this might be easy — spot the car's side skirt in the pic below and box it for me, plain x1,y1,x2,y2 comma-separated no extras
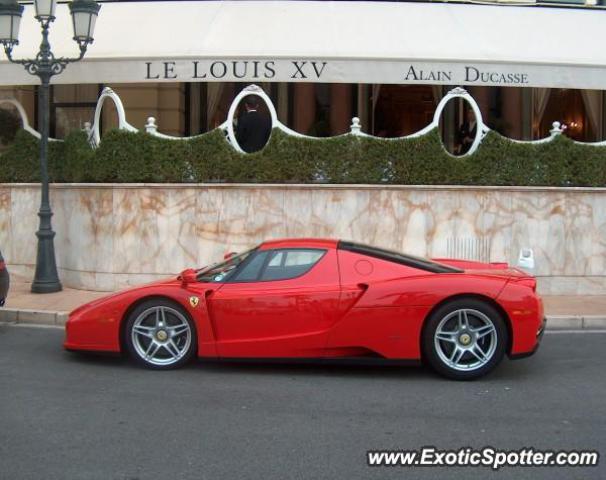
203,356,422,367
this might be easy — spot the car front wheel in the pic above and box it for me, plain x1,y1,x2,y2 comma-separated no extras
422,299,508,380
125,299,196,369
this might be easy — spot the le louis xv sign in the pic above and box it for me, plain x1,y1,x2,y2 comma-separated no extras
143,59,532,86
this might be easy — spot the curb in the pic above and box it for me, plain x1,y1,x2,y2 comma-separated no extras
0,308,68,326
1,309,606,330
547,315,606,330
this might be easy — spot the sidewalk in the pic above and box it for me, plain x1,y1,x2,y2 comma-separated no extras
1,280,605,329
1,281,106,326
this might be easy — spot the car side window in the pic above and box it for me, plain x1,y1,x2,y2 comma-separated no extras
229,251,269,282
260,249,325,281
268,251,284,267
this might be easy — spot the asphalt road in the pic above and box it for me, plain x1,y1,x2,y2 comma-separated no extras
0,325,604,480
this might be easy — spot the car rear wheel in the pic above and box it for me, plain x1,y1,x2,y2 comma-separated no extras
125,299,196,369
422,298,508,380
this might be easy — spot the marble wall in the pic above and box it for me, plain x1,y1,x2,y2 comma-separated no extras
1,183,605,295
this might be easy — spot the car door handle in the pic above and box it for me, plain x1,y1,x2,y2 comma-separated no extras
357,283,369,291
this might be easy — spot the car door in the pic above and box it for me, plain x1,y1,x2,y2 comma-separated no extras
206,247,342,358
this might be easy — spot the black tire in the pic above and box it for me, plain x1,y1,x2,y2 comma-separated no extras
422,298,508,380
124,298,197,370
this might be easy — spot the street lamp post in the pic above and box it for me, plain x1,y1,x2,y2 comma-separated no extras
0,0,100,293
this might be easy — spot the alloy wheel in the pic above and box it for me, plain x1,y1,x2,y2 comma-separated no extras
433,308,498,372
130,305,192,367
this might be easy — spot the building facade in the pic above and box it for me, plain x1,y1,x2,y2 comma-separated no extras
1,0,605,153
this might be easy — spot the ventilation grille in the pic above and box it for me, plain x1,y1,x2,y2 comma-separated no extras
446,237,491,262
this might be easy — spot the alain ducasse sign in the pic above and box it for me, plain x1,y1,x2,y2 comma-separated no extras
143,59,532,86
1,57,604,89
137,58,606,89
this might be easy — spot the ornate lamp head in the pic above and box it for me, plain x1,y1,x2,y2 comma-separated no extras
69,0,101,48
34,0,57,22
0,0,24,48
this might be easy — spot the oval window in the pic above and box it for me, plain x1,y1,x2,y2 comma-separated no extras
231,94,273,153
438,96,480,157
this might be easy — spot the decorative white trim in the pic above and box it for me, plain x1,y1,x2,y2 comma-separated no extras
506,121,564,145
91,87,138,146
0,98,60,142
575,139,606,147
5,84,601,155
143,116,193,141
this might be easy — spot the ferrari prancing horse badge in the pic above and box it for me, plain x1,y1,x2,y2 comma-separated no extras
189,296,199,308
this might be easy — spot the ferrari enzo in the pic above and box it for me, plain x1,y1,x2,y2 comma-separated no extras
65,238,545,380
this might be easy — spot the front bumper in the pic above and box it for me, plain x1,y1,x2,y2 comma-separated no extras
509,317,546,360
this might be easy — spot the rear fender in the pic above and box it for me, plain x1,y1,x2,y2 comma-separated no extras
354,274,508,308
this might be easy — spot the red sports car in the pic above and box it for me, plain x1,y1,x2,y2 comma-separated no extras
65,238,545,380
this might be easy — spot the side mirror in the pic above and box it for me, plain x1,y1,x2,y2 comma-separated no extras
224,252,237,260
179,268,197,286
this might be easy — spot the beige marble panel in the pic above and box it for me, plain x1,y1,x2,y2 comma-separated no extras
113,272,172,291
537,276,606,296
60,269,98,292
0,187,12,259
366,189,404,251
196,186,225,268
242,187,287,245
6,264,33,282
510,193,566,276
155,188,198,274
197,187,286,266
92,188,115,275
1,184,605,294
94,272,116,292
402,190,438,258
571,192,606,277
310,188,373,243
482,191,515,264
52,188,113,274
113,187,165,275
283,187,314,238
9,188,38,266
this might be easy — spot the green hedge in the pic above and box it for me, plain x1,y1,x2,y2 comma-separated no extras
1,127,605,186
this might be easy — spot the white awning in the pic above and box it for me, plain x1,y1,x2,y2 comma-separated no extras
1,0,605,88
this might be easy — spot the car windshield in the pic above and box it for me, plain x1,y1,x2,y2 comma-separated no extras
197,248,256,282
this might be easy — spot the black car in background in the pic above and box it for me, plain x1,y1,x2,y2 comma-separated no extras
0,248,9,306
